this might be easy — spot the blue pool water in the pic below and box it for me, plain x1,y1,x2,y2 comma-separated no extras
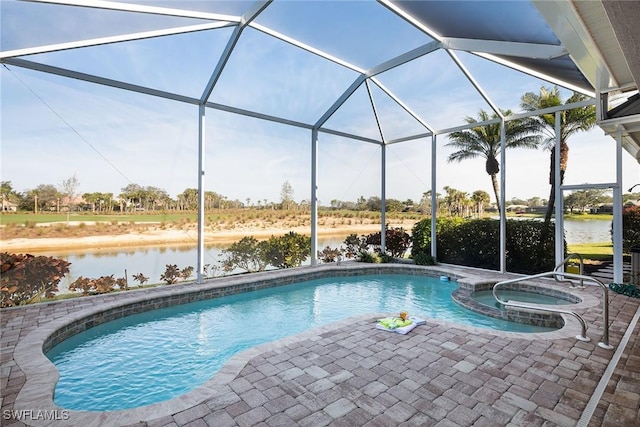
473,290,576,307
47,274,555,411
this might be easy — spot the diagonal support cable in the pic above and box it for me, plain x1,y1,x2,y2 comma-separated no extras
365,79,385,143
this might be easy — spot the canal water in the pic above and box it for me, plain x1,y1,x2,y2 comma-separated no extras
38,219,612,293
563,218,612,243
49,237,347,293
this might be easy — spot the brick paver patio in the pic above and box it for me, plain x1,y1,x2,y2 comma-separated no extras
1,264,639,426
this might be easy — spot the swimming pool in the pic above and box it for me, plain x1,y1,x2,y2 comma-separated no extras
46,273,556,411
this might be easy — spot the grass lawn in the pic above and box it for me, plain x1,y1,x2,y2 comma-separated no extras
0,212,198,225
0,209,420,226
567,242,614,261
564,213,613,221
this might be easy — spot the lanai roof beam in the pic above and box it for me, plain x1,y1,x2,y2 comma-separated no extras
0,22,233,59
200,0,271,103
3,57,199,105
370,78,434,134
26,0,241,22
250,22,365,74
441,38,568,60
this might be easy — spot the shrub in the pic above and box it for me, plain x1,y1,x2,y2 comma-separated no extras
505,219,558,273
413,251,435,266
318,246,343,263
437,219,498,267
343,234,368,259
132,273,149,286
221,232,311,273
619,206,640,253
180,266,194,281
93,275,117,293
364,226,411,258
267,231,311,268
160,264,181,284
1,252,71,307
116,277,128,291
411,217,466,259
358,251,380,263
221,236,270,273
160,264,194,284
378,253,395,263
69,276,93,295
266,232,311,268
69,275,127,295
411,218,559,274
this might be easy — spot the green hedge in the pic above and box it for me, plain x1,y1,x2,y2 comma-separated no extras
621,206,640,253
411,218,561,274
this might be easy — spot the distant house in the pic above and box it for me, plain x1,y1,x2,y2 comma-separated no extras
60,196,86,212
504,204,527,214
597,204,614,214
1,200,18,212
527,206,548,214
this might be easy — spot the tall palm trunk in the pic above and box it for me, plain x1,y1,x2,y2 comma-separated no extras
543,141,569,225
491,174,501,213
487,156,501,213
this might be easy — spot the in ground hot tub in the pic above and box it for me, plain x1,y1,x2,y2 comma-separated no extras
452,281,583,329
472,289,579,308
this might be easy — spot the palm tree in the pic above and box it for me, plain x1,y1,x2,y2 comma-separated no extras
472,190,491,217
443,186,468,217
446,109,541,212
520,86,596,225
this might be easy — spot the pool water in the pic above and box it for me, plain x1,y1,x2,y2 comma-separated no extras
473,290,576,307
47,274,556,411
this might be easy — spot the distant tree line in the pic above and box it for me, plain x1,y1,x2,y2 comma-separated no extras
0,180,302,213
2,177,633,217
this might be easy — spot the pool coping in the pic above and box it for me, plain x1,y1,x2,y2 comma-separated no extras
10,263,602,426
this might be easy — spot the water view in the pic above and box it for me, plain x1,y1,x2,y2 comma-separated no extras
49,237,346,293
563,217,612,243
40,219,612,294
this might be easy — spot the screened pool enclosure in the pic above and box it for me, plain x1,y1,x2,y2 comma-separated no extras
2,0,639,283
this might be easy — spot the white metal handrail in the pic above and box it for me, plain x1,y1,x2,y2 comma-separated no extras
493,271,613,349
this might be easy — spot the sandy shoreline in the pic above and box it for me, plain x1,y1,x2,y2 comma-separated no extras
0,223,407,254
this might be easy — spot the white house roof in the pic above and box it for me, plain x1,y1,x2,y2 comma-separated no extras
534,0,640,162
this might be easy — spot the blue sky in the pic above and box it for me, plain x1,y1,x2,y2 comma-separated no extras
1,0,638,206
